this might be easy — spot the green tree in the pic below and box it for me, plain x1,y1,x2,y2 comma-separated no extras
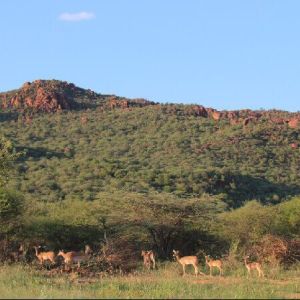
0,189,23,237
0,137,20,186
217,201,274,250
274,197,300,238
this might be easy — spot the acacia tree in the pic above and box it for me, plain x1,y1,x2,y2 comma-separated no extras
82,191,226,259
125,193,227,258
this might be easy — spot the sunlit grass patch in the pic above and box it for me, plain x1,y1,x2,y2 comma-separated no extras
0,264,298,299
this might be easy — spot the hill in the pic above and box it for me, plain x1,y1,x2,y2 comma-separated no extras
0,80,299,208
0,79,156,113
1,79,299,128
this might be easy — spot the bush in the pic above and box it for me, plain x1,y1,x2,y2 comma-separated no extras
0,189,23,237
217,201,274,250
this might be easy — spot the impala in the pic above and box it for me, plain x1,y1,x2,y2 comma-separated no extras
34,246,56,265
57,250,89,268
205,255,223,276
173,250,203,276
141,250,156,270
244,255,264,277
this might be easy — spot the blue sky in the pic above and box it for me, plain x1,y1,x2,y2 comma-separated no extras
1,0,300,112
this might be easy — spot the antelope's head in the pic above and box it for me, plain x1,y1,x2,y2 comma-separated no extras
33,245,41,252
172,250,179,260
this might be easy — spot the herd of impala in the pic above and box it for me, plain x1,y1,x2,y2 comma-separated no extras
33,245,93,269
170,250,264,277
15,244,265,277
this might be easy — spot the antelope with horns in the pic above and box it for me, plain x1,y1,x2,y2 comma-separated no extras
141,250,156,270
172,250,204,276
34,246,56,265
244,255,264,277
205,255,223,276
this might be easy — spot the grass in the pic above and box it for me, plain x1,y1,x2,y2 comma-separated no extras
0,262,299,299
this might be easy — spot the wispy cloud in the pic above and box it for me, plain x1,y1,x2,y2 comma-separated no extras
59,11,95,22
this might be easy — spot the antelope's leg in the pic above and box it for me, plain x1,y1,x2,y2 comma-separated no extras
182,265,186,276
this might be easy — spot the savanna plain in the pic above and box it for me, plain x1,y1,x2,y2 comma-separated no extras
0,80,299,299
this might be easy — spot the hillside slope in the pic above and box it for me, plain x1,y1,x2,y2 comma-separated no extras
0,80,299,207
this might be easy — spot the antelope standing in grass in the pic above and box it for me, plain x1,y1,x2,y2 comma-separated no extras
205,255,223,276
57,250,89,268
141,250,156,270
34,246,56,265
244,255,264,277
172,250,203,276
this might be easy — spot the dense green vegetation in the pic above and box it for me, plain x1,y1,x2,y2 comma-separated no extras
0,89,298,298
0,104,298,260
0,91,299,298
1,107,299,207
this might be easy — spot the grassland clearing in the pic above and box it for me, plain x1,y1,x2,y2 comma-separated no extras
0,263,298,299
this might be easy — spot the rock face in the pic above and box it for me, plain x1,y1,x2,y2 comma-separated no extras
206,108,222,121
0,79,299,127
0,80,78,112
180,105,299,128
0,79,157,113
191,105,208,117
108,97,129,110
106,96,155,110
288,117,300,129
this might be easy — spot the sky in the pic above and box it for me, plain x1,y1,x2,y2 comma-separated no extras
1,0,300,112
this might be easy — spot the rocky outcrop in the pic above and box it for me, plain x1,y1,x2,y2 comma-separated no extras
0,79,157,113
183,106,299,128
0,79,299,127
206,108,222,121
106,96,155,110
288,117,300,129
290,143,298,149
185,105,208,117
191,105,208,117
0,80,79,112
271,118,287,125
108,97,129,110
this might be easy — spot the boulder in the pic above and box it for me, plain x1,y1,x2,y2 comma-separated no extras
288,118,299,129
290,143,298,149
191,105,208,117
